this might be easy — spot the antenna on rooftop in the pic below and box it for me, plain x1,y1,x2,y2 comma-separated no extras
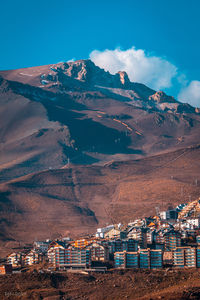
155,206,160,216
181,187,183,197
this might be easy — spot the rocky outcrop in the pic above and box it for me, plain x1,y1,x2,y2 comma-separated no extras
117,71,130,86
149,91,177,103
53,60,132,89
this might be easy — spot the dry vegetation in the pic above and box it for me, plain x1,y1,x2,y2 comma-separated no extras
1,268,200,300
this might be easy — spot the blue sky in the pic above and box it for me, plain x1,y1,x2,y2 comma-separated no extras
1,0,200,105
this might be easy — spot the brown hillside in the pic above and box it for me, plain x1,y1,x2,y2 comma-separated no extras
0,60,200,182
1,268,200,300
0,145,200,255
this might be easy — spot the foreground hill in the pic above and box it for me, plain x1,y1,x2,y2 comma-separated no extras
0,60,200,182
1,268,200,299
0,144,200,254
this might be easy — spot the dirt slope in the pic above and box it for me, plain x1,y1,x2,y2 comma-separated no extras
0,60,200,182
0,145,200,255
1,269,200,300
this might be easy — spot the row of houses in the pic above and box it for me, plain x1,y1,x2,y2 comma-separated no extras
7,249,40,267
4,199,200,271
6,229,200,269
115,249,162,269
114,246,200,269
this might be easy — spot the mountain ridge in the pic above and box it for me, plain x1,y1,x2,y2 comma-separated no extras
0,59,200,183
0,59,200,252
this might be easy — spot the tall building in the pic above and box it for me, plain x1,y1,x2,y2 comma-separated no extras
173,247,185,268
114,252,126,268
47,242,91,268
85,242,109,262
184,247,196,267
196,247,200,268
114,251,139,269
150,250,163,269
173,247,197,268
126,252,139,268
139,249,150,269
65,247,91,267
108,239,138,253
164,230,181,251
196,235,200,245
140,228,148,249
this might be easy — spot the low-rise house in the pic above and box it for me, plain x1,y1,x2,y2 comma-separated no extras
166,209,178,220
160,211,167,220
0,264,12,275
7,253,22,267
104,228,121,239
85,242,109,262
34,240,51,253
72,238,96,249
96,225,115,238
185,218,200,229
24,250,40,265
163,251,173,265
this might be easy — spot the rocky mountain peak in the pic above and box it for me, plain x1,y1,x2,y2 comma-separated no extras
149,90,177,103
55,59,131,89
61,59,97,82
117,71,130,86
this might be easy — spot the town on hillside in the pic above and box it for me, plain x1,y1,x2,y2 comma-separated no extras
1,198,200,275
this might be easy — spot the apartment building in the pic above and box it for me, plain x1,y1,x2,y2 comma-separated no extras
108,239,138,253
150,249,163,269
24,250,40,265
85,242,109,262
114,251,139,269
48,243,91,268
173,247,197,268
164,230,181,251
7,252,22,267
0,264,12,275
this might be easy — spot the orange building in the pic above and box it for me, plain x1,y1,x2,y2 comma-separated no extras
0,264,12,275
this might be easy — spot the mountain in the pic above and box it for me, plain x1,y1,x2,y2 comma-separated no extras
0,144,200,255
0,59,200,182
0,59,200,253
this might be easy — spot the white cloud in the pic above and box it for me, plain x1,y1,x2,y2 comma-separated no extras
89,47,178,91
88,46,200,107
178,81,200,107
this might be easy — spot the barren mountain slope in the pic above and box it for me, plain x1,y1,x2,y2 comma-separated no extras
0,145,200,255
0,60,200,183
